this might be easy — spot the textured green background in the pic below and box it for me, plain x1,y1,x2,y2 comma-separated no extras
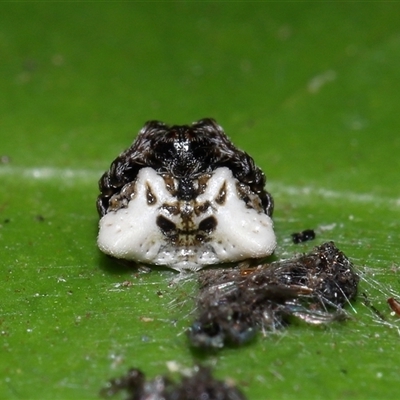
1,3,400,399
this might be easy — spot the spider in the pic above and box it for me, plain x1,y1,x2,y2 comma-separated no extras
97,119,276,272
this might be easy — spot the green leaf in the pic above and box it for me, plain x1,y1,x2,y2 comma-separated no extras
1,3,400,399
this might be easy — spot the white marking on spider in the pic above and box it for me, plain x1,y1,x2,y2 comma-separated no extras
97,167,276,272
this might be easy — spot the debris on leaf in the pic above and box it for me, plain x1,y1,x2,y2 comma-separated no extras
291,229,316,244
361,292,386,321
387,297,400,316
100,365,247,400
189,241,359,349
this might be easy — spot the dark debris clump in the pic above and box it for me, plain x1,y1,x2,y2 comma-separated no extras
291,229,316,244
100,365,247,400
189,241,359,349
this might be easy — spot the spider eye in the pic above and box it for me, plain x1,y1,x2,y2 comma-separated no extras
156,215,176,235
198,216,218,233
